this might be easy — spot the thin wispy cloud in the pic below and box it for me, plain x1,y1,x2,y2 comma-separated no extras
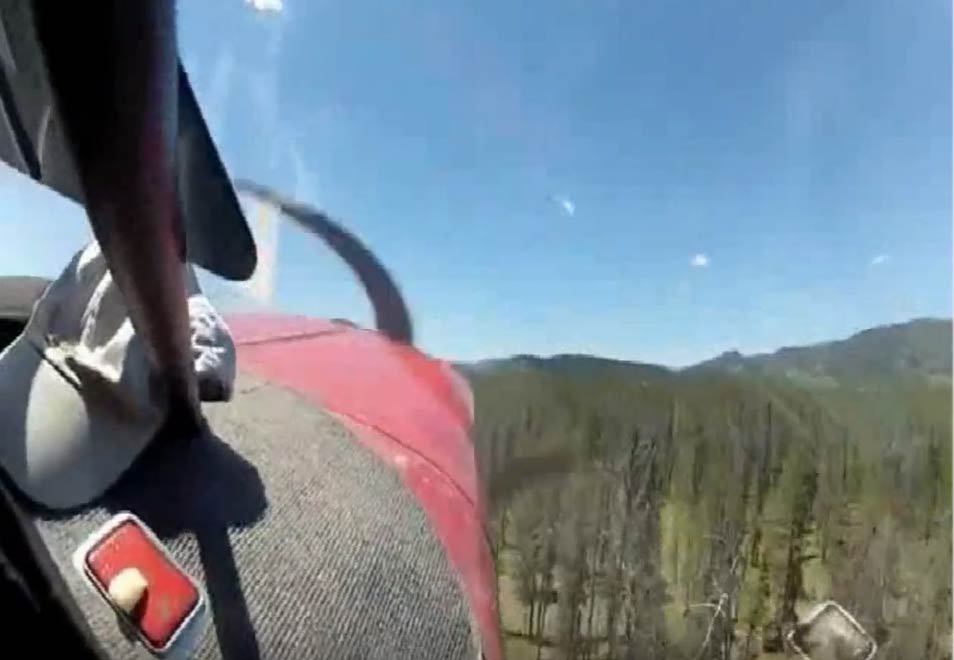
244,5,292,170
204,47,235,139
551,194,575,217
289,144,319,203
870,254,889,266
245,0,283,14
690,253,709,268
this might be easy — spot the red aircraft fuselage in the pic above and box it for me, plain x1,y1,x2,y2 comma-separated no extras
226,312,502,660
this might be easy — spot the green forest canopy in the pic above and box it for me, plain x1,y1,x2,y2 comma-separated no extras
463,318,952,660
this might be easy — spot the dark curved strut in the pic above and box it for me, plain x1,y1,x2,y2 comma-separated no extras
235,180,415,345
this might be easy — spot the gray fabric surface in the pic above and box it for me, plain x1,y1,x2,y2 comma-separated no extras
28,372,479,660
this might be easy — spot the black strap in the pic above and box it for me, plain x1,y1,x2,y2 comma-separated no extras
235,181,415,345
0,483,108,658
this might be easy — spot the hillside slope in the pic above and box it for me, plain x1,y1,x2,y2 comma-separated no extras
463,318,951,387
690,318,951,386
465,317,952,660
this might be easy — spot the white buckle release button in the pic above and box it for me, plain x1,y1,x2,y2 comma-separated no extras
108,567,148,614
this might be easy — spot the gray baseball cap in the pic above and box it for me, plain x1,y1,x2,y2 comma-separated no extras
0,242,235,510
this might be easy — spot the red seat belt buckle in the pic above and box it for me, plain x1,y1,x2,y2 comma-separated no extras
72,513,208,656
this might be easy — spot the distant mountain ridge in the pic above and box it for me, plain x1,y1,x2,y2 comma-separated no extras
460,318,952,387
462,353,673,380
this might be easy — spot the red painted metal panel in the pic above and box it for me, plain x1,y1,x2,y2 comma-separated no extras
226,313,500,660
229,315,479,505
331,413,501,660
225,313,342,345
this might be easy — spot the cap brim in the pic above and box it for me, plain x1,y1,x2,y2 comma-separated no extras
0,334,161,510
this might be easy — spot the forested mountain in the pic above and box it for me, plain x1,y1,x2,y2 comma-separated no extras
465,318,952,660
466,354,674,381
689,318,951,386
463,318,952,385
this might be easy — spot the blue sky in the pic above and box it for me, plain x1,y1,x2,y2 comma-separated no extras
0,0,949,365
